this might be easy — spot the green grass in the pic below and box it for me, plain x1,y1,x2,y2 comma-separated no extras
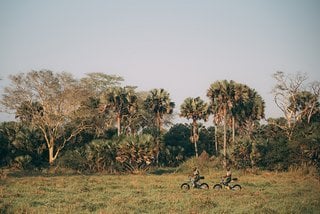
0,170,319,213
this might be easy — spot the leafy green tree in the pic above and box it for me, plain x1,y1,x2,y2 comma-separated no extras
162,123,193,166
198,126,216,156
57,139,119,173
0,121,47,168
230,137,252,169
180,97,209,157
271,72,320,170
0,122,16,167
255,122,291,170
289,109,320,170
0,70,92,165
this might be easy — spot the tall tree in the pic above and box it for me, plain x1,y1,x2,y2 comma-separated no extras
100,86,138,136
180,97,209,157
144,88,175,164
1,70,92,165
207,80,235,167
80,72,124,96
144,88,175,132
122,91,153,135
233,84,265,135
79,73,124,137
272,71,320,139
207,80,265,167
236,88,265,167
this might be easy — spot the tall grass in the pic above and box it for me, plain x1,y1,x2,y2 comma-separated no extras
1,168,319,213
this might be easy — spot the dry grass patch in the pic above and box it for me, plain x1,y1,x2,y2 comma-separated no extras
0,170,319,213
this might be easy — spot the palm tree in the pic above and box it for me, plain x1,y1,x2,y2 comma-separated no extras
207,80,266,168
122,91,153,136
101,86,138,136
241,89,265,167
180,97,209,157
207,80,235,167
230,82,250,143
144,88,175,164
144,88,175,132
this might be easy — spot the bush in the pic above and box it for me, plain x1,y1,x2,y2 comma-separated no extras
56,149,87,172
57,139,120,173
176,153,224,175
256,138,291,171
116,134,156,174
13,155,32,169
230,138,252,169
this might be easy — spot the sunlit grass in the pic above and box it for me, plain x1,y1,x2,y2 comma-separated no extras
0,170,319,213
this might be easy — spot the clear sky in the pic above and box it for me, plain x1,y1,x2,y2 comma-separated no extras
0,0,320,122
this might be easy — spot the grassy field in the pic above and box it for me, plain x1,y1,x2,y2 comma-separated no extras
0,169,319,213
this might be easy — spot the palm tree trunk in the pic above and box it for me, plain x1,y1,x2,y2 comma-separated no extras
157,112,161,133
232,116,235,144
194,140,198,158
193,120,198,158
223,112,227,169
250,141,256,168
117,114,121,136
156,111,161,165
214,122,218,156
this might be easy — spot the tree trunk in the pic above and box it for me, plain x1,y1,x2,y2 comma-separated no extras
193,120,198,158
49,146,54,165
214,123,218,156
232,116,235,144
223,112,227,169
250,141,256,168
155,111,161,165
194,140,198,158
117,114,121,136
157,112,161,132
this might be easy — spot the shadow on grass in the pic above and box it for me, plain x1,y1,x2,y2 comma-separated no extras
6,168,86,178
4,166,180,178
149,167,177,175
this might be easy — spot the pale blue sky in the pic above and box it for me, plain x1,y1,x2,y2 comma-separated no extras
1,0,320,122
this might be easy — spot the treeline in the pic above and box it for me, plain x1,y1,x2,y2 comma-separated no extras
0,70,319,173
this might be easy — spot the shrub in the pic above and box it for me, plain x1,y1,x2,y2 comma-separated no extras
116,134,156,174
176,153,224,175
13,155,32,169
57,139,120,173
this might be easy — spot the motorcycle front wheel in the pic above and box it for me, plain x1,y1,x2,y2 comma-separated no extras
180,183,190,190
231,184,242,191
213,184,223,190
200,183,209,189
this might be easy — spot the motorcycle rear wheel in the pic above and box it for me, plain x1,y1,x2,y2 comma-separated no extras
200,183,209,189
231,184,242,191
213,184,223,190
180,183,190,190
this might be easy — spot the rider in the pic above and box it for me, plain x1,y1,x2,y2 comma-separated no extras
223,167,232,188
191,167,200,187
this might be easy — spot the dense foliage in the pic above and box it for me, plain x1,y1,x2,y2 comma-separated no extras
0,70,319,174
